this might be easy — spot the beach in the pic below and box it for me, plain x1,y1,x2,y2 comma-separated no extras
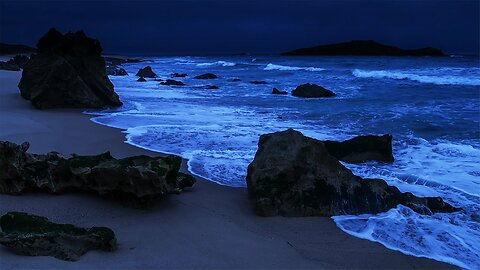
0,69,457,269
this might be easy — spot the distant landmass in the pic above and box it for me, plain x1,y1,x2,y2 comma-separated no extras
0,43,35,55
282,40,445,56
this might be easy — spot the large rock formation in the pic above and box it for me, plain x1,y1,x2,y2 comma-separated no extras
17,28,122,109
135,66,156,78
282,40,445,56
0,212,116,261
323,135,394,163
291,83,335,98
246,129,458,217
0,141,196,208
0,55,30,71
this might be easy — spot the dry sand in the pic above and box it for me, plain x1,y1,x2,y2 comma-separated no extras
0,70,456,269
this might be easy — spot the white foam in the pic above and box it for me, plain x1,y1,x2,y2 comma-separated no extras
196,61,236,67
352,69,480,86
264,63,325,72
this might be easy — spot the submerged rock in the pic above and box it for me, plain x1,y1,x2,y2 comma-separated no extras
323,135,394,163
136,66,157,78
246,129,458,217
18,28,122,109
160,79,185,86
194,73,218,79
230,78,241,82
250,81,268,85
171,72,188,78
272,88,287,95
204,85,219,89
0,212,116,261
137,77,147,82
291,83,335,98
0,141,196,208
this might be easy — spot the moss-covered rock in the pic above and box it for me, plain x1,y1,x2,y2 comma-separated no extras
246,129,459,217
0,212,116,261
0,141,196,208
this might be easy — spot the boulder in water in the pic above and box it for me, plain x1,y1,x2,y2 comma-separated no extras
272,88,287,95
137,77,147,82
171,72,188,78
136,66,157,78
194,73,217,79
291,83,335,98
160,79,185,86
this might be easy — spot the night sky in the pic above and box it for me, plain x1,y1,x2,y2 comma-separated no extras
0,0,478,55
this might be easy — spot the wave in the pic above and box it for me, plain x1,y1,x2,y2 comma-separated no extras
352,69,480,86
264,63,325,72
196,61,236,67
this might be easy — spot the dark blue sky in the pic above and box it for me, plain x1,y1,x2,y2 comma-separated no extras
0,0,478,55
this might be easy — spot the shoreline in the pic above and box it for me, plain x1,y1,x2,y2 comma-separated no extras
0,70,456,269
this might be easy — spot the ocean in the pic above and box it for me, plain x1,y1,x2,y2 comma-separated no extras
88,55,480,269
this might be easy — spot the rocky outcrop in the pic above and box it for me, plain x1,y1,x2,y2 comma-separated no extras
250,81,268,85
204,85,219,89
137,77,147,82
194,73,217,79
272,88,287,95
0,43,35,55
246,129,458,217
106,66,128,76
136,66,156,78
104,56,141,76
171,73,187,78
0,212,116,261
291,83,335,98
17,28,122,109
282,40,445,56
0,55,30,71
0,141,196,208
323,135,394,163
160,79,185,86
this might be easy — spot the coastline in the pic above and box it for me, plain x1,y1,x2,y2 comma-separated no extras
0,70,457,269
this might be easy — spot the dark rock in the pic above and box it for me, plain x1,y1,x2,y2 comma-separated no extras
272,88,287,95
17,28,122,109
0,55,30,71
194,73,218,79
0,62,20,71
282,40,445,56
171,73,188,78
0,212,116,261
160,79,185,86
0,43,35,55
0,141,196,208
246,129,458,217
104,56,142,66
323,135,394,163
291,83,335,98
135,66,156,78
106,66,128,76
137,77,147,82
230,78,241,82
204,85,219,90
250,81,268,85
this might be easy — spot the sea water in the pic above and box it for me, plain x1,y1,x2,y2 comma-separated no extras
88,55,480,269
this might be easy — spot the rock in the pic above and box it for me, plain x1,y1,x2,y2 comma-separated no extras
0,141,196,208
291,83,335,98
282,40,445,56
0,62,20,71
17,28,122,109
194,73,217,79
230,78,241,82
204,85,219,89
104,56,142,66
250,81,268,85
106,66,128,76
323,135,394,163
171,73,188,78
0,55,30,71
137,77,147,82
0,43,35,55
135,66,156,78
0,212,116,261
272,88,287,95
246,129,458,217
160,79,185,86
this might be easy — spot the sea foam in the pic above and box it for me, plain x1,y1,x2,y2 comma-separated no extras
264,63,325,71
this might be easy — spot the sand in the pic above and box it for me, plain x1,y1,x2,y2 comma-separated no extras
0,70,456,269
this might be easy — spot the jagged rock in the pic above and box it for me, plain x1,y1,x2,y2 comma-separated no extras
137,77,147,82
323,135,394,163
106,66,128,76
0,141,196,208
194,73,217,79
282,40,445,56
291,83,335,98
17,28,122,109
171,73,187,78
246,129,458,217
230,78,241,82
160,79,185,86
135,66,156,78
250,81,268,85
0,212,116,261
272,88,287,95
